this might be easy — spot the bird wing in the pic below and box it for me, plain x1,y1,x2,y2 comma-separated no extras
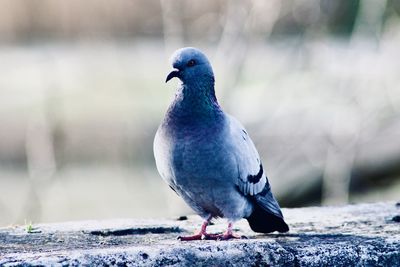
227,115,284,218
227,115,266,196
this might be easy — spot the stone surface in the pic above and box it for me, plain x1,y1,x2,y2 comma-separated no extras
0,202,399,266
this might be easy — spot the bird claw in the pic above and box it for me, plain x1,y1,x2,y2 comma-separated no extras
178,232,244,241
201,233,222,240
177,233,222,241
216,233,244,241
177,234,202,241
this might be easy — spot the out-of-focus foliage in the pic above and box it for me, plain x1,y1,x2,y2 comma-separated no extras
1,0,399,41
0,0,399,226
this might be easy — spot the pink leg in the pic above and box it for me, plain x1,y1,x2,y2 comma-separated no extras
217,222,243,240
178,215,216,241
178,219,244,241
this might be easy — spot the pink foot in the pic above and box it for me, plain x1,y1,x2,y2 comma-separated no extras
177,234,203,241
217,232,243,240
216,222,246,241
178,232,245,241
178,217,214,241
177,233,222,241
177,220,246,241
201,233,222,240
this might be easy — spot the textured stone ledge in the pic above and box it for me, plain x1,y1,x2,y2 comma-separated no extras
1,202,399,266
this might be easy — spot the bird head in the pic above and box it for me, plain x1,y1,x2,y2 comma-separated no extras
166,47,214,85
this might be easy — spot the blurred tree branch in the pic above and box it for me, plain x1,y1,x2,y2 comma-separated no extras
160,0,184,54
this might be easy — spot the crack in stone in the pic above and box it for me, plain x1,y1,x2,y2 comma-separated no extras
87,227,182,236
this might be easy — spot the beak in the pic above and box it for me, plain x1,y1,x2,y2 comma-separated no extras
165,69,180,83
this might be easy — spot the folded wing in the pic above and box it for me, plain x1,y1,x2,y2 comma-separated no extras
227,115,288,232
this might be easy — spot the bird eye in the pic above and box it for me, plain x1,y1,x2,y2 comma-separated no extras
187,59,196,67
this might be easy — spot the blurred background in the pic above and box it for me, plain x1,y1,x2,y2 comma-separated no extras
0,0,399,226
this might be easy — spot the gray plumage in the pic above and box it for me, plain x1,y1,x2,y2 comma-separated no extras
154,47,288,234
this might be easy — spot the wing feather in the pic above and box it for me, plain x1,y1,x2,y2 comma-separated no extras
227,115,266,196
226,115,285,219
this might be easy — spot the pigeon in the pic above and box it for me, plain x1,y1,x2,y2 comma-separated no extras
154,47,289,240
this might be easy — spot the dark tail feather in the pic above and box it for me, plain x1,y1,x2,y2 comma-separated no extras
246,181,289,233
246,202,289,233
